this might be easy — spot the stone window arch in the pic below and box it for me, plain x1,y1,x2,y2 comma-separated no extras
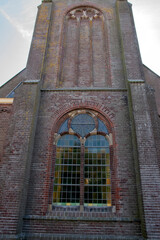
52,110,113,210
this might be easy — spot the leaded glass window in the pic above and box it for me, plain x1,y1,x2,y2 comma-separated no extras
71,114,95,137
53,135,81,206
98,118,109,134
53,111,112,208
84,135,111,206
58,119,69,134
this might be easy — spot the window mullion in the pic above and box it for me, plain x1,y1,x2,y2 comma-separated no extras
80,141,85,211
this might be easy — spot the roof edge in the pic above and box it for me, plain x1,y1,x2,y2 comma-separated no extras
143,64,160,78
0,68,26,89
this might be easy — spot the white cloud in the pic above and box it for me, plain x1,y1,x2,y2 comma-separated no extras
0,7,32,40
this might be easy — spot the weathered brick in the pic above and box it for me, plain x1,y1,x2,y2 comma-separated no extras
0,0,160,239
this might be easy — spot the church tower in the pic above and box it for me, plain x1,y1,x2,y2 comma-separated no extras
0,0,160,239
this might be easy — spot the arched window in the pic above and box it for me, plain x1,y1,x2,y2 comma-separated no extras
53,111,112,208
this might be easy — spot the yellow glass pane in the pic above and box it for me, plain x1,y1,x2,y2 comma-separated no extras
106,158,110,165
64,153,68,158
69,148,72,152
58,178,61,184
107,186,111,192
106,178,110,185
102,193,106,200
106,153,110,158
53,192,56,202
57,148,60,153
85,179,89,184
106,166,110,172
107,200,112,206
106,171,110,178
107,192,111,200
66,203,71,206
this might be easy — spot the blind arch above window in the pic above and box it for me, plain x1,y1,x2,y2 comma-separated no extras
58,6,111,87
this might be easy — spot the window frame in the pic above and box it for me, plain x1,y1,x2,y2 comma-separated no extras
50,110,115,211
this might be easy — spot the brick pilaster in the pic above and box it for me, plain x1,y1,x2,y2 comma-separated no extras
117,0,160,238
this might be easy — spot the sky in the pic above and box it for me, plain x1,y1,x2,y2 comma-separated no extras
0,0,160,87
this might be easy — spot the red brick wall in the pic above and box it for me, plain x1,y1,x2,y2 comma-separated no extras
0,104,13,162
0,81,40,235
117,1,160,238
144,65,160,115
24,90,141,237
26,2,52,80
23,218,142,238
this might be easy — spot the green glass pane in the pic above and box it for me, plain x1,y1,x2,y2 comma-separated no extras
54,178,58,184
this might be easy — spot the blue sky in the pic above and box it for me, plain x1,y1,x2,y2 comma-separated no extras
0,0,41,86
0,0,160,86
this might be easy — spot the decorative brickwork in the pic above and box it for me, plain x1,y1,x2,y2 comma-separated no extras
58,6,111,88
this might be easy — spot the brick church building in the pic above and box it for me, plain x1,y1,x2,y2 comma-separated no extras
0,0,160,239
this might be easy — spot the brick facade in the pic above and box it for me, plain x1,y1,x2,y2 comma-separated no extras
0,102,13,167
0,0,160,239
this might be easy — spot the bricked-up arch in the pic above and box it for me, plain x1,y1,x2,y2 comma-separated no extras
58,6,111,88
49,109,117,212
